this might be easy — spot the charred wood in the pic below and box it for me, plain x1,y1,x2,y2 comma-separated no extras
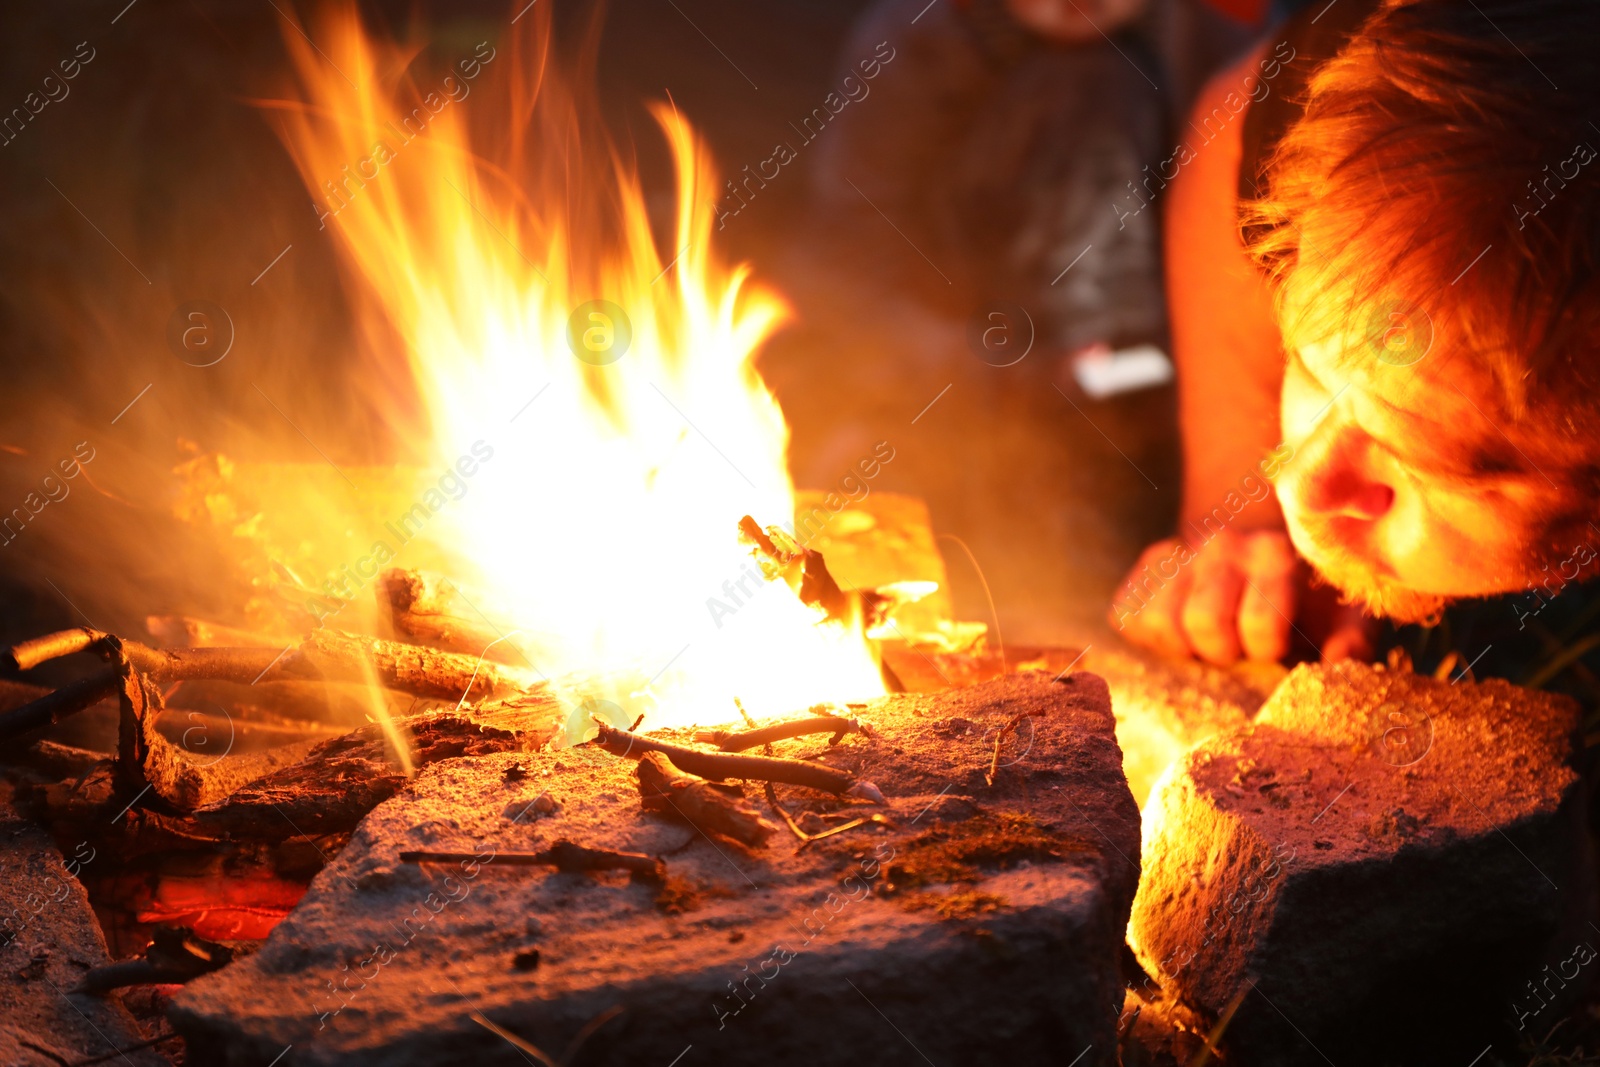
636,751,775,847
0,629,546,742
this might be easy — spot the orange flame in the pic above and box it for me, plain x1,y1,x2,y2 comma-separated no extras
266,6,884,727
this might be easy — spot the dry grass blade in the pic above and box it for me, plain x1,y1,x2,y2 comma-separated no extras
1186,984,1250,1067
986,709,1046,787
470,1011,562,1067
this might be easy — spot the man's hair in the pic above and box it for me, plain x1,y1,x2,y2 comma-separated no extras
1247,0,1600,430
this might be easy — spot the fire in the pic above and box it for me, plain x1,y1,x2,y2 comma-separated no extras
263,5,886,726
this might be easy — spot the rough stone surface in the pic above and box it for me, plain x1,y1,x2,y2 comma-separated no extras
172,671,1139,1066
0,787,168,1065
1128,661,1595,1066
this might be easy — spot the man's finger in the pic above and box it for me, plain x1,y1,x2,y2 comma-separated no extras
1112,539,1195,660
1238,532,1300,662
1180,531,1247,665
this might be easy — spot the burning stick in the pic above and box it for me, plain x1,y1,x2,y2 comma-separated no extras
293,629,538,701
591,722,857,795
698,714,873,752
636,751,776,847
378,567,520,664
400,840,665,883
75,927,249,995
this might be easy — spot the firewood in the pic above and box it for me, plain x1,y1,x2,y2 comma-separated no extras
635,751,775,847
378,567,522,665
75,927,253,994
591,722,857,794
737,515,895,628
114,658,321,812
291,628,538,702
0,629,546,741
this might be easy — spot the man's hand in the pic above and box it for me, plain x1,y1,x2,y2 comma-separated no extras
1109,528,1376,665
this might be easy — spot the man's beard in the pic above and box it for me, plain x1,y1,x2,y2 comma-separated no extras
1308,558,1449,626
1287,516,1450,625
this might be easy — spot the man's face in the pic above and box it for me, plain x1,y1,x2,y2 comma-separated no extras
1273,303,1576,623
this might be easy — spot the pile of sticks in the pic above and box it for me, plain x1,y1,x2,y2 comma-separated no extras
0,604,889,894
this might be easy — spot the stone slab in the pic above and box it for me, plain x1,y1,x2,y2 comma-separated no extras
172,671,1139,1066
0,786,169,1065
1128,661,1595,1066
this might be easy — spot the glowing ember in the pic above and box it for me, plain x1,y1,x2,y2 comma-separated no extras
263,6,887,727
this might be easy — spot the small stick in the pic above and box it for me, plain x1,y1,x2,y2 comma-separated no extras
380,568,523,665
4,627,105,672
702,715,870,752
469,1013,561,1067
763,780,812,844
74,959,204,995
592,723,855,795
0,668,121,737
743,705,871,847
986,709,1048,787
800,815,890,848
400,840,664,883
638,752,775,847
759,780,888,849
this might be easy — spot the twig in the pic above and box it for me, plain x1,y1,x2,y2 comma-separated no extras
470,1012,561,1067
591,722,856,794
295,629,540,701
737,516,892,626
4,626,104,671
74,959,203,995
381,568,517,664
761,780,891,850
75,928,248,995
469,1004,623,1067
701,715,871,752
763,779,811,843
637,752,776,847
801,814,892,845
986,709,1047,787
0,668,121,738
401,840,665,883
560,1005,625,1065
1186,984,1250,1067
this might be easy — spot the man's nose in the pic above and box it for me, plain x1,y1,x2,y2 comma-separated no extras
1284,423,1395,522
